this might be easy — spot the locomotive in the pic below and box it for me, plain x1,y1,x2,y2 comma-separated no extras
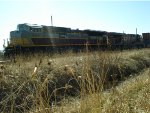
3,23,146,55
142,33,150,47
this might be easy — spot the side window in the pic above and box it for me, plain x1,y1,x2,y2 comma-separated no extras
30,27,32,32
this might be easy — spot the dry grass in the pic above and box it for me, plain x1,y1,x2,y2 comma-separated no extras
53,68,150,113
0,48,150,113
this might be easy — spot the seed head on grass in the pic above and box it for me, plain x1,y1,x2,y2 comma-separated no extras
64,65,75,76
47,59,54,66
31,64,38,78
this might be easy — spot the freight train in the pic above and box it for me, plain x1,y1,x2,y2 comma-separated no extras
3,23,149,56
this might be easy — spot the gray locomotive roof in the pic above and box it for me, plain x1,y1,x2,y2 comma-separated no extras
23,23,43,28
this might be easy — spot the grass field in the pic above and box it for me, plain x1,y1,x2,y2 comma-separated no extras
0,49,150,113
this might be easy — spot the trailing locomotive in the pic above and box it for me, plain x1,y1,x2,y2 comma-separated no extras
3,23,145,55
142,33,150,47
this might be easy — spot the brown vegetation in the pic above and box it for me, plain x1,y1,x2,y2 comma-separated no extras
0,49,150,113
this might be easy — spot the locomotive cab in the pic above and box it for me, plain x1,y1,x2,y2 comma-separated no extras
9,24,39,47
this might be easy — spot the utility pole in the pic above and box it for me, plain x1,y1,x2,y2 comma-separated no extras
3,39,5,48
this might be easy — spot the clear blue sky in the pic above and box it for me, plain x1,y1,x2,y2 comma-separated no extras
0,0,150,50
